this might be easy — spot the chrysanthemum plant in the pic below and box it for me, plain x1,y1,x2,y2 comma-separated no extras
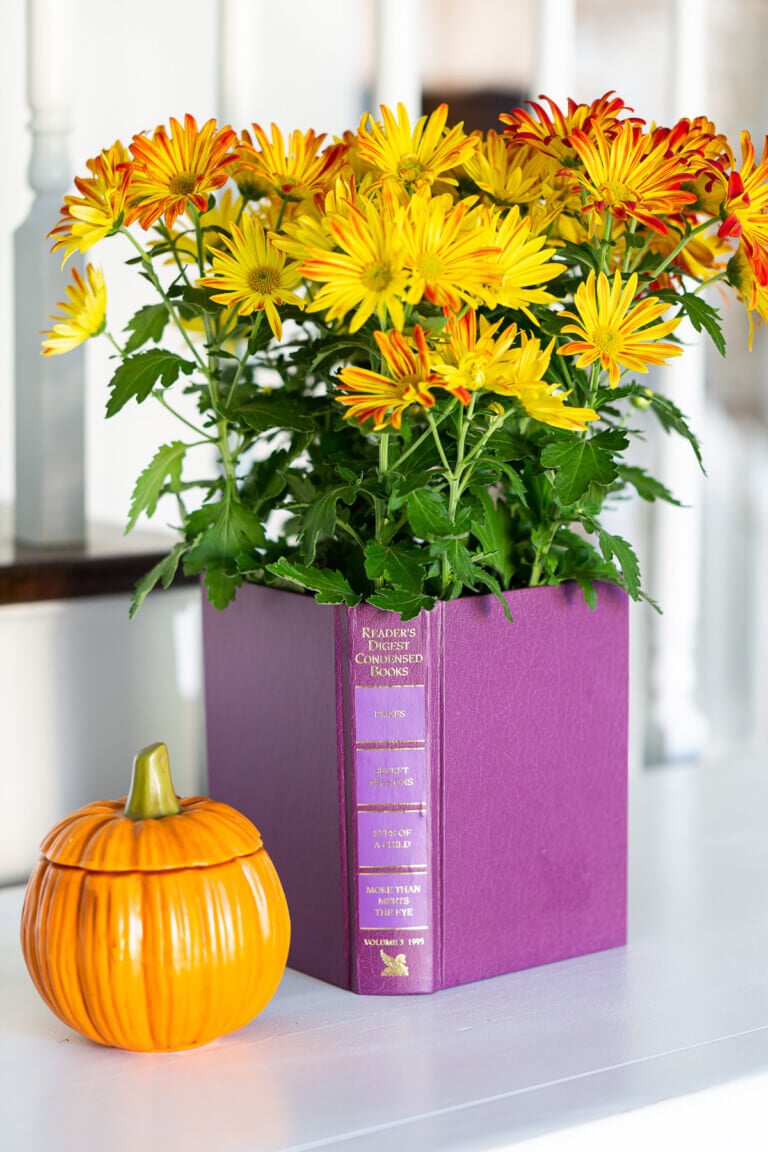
43,97,768,620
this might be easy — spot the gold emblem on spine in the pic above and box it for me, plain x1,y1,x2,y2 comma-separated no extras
380,949,409,976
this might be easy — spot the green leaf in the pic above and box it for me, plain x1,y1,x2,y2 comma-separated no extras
367,587,435,620
299,486,356,563
238,393,318,433
126,441,186,532
597,527,641,599
266,558,362,606
659,290,726,357
129,543,186,618
648,392,705,470
540,429,628,504
617,465,682,505
203,566,242,610
574,576,598,610
444,539,477,586
123,304,170,353
470,488,514,585
364,542,426,593
407,488,458,539
488,428,532,461
176,285,220,316
184,497,266,575
106,350,195,417
470,568,515,623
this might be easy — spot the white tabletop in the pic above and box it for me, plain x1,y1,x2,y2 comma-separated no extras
2,753,768,1151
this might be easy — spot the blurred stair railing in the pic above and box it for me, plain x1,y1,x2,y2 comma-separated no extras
14,0,86,548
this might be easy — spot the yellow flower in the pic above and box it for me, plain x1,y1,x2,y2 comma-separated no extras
433,310,521,395
237,123,348,204
355,102,477,191
486,206,563,316
564,121,698,235
301,195,408,332
41,264,107,355
401,193,500,310
49,141,131,264
462,131,548,206
514,382,599,432
127,114,237,231
273,175,363,261
335,326,442,430
559,269,682,388
199,212,304,340
433,311,596,431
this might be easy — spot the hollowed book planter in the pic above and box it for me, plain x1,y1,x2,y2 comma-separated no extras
202,581,628,995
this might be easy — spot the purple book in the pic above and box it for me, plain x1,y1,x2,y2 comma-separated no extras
202,581,628,994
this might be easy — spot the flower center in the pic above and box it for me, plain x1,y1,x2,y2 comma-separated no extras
598,180,637,207
362,262,394,293
168,171,198,196
418,253,444,281
398,153,426,183
592,325,622,355
248,266,280,295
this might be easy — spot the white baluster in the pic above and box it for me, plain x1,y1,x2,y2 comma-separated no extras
218,0,268,127
14,0,85,546
533,0,576,105
373,0,422,120
648,0,709,761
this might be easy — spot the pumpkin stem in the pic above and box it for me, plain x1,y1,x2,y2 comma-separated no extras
124,742,182,820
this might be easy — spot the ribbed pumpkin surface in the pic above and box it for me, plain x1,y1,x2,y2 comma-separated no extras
39,796,263,871
21,845,290,1051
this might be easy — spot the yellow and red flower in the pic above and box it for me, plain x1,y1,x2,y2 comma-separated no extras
500,92,637,165
564,121,698,235
559,269,682,387
127,114,238,231
335,325,442,430
237,123,348,204
41,264,107,355
717,130,768,284
49,141,132,264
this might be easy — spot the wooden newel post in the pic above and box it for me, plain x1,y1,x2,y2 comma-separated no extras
14,0,86,547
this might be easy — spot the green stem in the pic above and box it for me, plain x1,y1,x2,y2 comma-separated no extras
599,212,614,274
530,523,557,588
649,218,714,282
373,433,391,566
124,742,181,820
119,226,207,373
622,219,638,273
427,411,453,474
153,392,216,441
395,404,455,470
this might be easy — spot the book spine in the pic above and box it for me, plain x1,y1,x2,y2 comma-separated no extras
340,603,439,994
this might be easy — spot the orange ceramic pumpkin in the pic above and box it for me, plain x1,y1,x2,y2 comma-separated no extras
20,742,290,1051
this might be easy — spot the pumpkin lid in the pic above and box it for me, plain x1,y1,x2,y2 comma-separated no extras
40,796,264,872
39,743,264,872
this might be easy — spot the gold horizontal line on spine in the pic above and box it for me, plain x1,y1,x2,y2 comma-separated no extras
358,866,429,874
353,684,426,689
359,925,430,931
356,804,427,813
355,741,426,750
